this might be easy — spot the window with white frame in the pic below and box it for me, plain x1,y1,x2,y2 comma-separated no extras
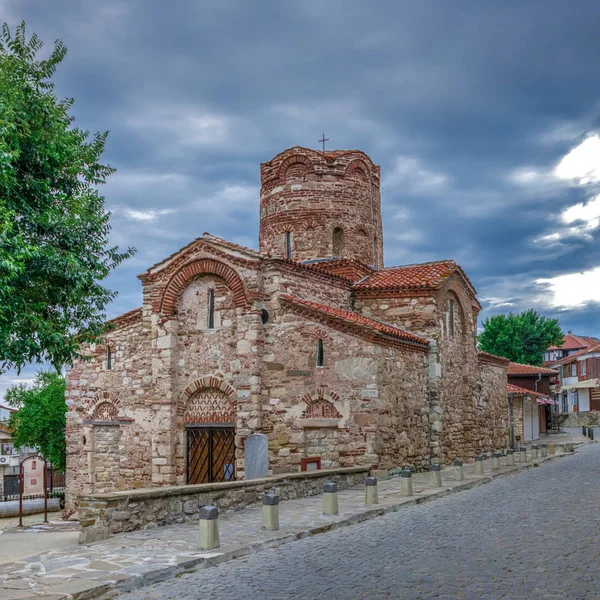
571,363,577,377
581,360,587,376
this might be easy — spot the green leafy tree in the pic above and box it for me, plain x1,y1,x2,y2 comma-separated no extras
4,371,66,471
0,22,134,373
478,309,564,365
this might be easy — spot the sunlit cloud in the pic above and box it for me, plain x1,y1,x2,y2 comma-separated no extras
554,134,600,184
537,266,600,308
124,209,176,221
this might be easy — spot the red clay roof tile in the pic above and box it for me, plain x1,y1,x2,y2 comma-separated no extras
507,383,549,398
280,294,428,346
547,334,600,351
353,260,461,291
507,362,558,376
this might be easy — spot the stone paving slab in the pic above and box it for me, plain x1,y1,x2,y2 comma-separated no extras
0,442,590,600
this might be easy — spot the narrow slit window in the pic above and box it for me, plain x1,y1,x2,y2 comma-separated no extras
207,288,215,329
316,338,324,367
449,300,456,338
106,347,112,370
285,232,292,259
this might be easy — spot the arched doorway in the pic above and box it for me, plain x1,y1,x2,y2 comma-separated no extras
184,389,236,484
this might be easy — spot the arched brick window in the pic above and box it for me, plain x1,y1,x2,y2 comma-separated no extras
316,338,324,367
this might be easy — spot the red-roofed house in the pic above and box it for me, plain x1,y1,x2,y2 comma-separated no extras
506,363,558,443
544,332,599,363
546,342,600,414
65,146,510,514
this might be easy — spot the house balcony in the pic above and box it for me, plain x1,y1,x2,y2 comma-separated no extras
561,377,579,386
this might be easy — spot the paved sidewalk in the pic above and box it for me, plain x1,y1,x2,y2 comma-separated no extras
0,441,588,600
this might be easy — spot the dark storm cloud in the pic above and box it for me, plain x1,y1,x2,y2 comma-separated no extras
1,0,600,394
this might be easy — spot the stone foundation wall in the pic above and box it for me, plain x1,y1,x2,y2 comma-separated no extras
78,466,369,543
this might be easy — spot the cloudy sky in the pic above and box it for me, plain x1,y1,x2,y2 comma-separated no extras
2,0,600,397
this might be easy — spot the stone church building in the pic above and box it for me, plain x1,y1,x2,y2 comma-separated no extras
65,146,509,503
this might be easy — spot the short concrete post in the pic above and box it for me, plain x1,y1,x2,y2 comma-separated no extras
429,464,442,488
474,455,484,475
198,505,220,550
262,493,280,531
514,448,521,463
400,468,413,497
540,443,548,458
558,443,565,452
323,482,339,516
453,459,464,481
365,476,379,505
548,443,555,455
520,446,527,462
531,444,538,459
491,452,500,471
506,449,514,466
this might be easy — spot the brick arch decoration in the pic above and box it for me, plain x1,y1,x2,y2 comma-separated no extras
311,327,330,340
344,159,371,182
88,391,121,417
93,402,118,421
160,258,250,316
178,376,236,417
278,154,315,180
301,390,342,419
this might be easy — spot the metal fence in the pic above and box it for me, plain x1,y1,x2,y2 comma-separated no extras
2,468,65,504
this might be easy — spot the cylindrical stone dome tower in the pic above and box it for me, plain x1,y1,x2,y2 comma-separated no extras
259,146,383,268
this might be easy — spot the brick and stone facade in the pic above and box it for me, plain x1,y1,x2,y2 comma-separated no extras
65,146,509,509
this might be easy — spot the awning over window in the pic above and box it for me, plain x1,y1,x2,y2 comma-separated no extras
559,379,600,391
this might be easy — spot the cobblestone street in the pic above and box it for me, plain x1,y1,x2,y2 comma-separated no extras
118,444,600,600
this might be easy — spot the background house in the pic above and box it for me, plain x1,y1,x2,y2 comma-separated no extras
507,363,557,445
547,343,600,414
543,332,599,364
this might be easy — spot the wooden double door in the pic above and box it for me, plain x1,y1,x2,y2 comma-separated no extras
186,425,235,484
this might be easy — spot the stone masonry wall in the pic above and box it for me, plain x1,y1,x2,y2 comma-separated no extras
475,359,510,452
78,467,369,543
65,313,152,509
259,147,383,267
260,302,429,474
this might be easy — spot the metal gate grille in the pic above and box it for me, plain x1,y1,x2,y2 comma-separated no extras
186,426,235,484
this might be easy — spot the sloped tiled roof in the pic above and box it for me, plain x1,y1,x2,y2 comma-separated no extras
353,260,475,294
280,294,429,346
547,334,600,351
507,362,558,376
554,343,600,365
507,383,549,398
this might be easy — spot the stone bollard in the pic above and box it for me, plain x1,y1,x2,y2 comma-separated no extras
429,464,442,488
323,482,339,516
491,452,500,471
198,505,220,550
262,493,280,531
454,459,464,481
365,476,379,505
549,443,555,455
531,444,538,459
506,449,514,466
474,455,484,475
520,446,528,462
400,468,413,497
514,448,521,463
541,444,548,458
558,443,565,452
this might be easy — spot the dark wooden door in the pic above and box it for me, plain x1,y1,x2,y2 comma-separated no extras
186,426,235,484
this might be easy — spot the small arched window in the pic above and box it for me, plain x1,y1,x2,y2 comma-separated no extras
449,300,456,338
316,338,324,367
285,232,292,259
332,228,344,256
207,288,215,329
106,347,112,370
